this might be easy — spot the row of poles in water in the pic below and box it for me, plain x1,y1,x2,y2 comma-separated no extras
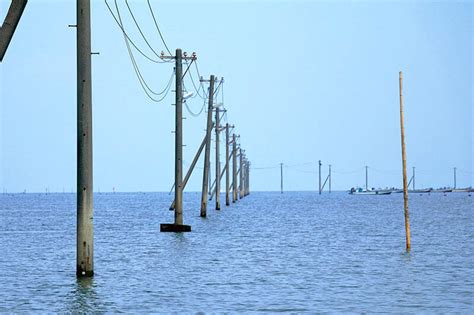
161,70,251,233
280,161,332,194
75,1,251,277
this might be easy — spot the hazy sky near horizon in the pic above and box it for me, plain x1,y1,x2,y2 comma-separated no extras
0,0,472,192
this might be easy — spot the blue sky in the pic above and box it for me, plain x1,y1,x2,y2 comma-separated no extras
0,0,472,192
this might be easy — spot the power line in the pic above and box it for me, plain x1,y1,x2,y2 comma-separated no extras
184,59,206,99
147,0,172,56
125,0,162,59
105,0,170,64
114,0,174,102
184,94,207,117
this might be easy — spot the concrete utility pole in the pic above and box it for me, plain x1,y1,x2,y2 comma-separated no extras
280,163,283,194
399,71,411,251
319,160,322,194
453,167,457,189
225,124,231,206
200,75,215,217
365,165,369,191
76,0,94,277
0,0,27,62
160,48,193,232
245,161,250,195
215,106,221,210
329,164,332,193
412,167,416,190
232,134,238,202
239,149,244,199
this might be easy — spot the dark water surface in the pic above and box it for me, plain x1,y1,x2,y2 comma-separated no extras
1,191,472,312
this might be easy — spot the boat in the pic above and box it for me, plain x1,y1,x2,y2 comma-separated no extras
452,188,472,193
432,188,453,193
349,188,392,195
408,188,432,193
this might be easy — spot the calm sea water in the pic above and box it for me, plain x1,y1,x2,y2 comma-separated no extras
0,191,472,313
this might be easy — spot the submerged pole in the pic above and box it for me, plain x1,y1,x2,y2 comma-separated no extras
160,49,191,232
225,124,230,206
239,149,244,198
365,166,368,191
329,164,332,193
246,161,250,195
76,0,94,277
280,162,283,194
215,107,221,210
200,75,215,217
412,166,416,190
232,134,238,202
399,71,411,251
174,49,184,225
319,160,322,194
454,167,457,189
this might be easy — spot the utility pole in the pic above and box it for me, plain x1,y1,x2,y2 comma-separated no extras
454,167,457,189
239,149,244,199
365,165,368,191
329,164,332,193
76,0,94,277
412,167,416,190
232,134,238,202
246,161,250,195
200,75,215,217
399,71,411,251
225,123,231,206
160,49,194,232
280,163,283,194
319,160,322,194
215,106,221,210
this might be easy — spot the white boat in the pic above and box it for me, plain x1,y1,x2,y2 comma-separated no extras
349,188,391,195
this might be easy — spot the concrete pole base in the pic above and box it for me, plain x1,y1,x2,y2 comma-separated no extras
160,224,191,232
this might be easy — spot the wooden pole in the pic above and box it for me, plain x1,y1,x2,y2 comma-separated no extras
76,0,94,277
399,71,411,251
239,149,244,199
280,163,283,194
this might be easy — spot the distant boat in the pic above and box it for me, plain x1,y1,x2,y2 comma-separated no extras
408,188,432,193
349,188,391,195
452,188,472,193
433,188,453,193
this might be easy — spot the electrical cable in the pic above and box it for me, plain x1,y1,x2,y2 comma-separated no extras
105,0,170,64
125,0,163,59
114,0,173,102
147,0,172,56
184,60,206,99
